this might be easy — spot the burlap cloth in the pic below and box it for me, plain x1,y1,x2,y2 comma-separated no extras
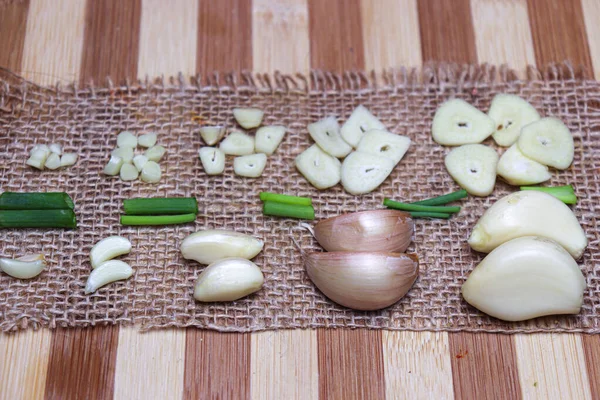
0,64,599,333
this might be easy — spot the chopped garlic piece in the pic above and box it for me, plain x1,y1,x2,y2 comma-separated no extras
144,145,166,162
199,147,225,175
233,108,264,129
138,132,157,148
132,154,148,172
220,131,255,155
60,153,78,167
49,143,62,155
45,153,61,170
199,126,226,146
141,161,161,183
120,163,139,181
103,155,124,176
255,126,286,155
117,131,137,148
30,144,50,156
112,147,134,163
233,153,267,178
26,149,49,170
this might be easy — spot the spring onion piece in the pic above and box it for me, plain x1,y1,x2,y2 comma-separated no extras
409,212,453,219
120,213,196,226
520,185,577,205
0,209,77,228
259,192,312,206
411,189,468,206
0,192,74,210
123,197,198,215
383,198,460,214
263,201,315,220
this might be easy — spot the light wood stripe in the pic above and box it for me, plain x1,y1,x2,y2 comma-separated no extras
382,331,454,400
581,335,600,399
581,0,600,79
250,330,319,399
0,0,30,71
515,333,592,399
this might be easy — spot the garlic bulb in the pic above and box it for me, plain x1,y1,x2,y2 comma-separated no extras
194,258,264,302
181,229,264,265
313,210,413,253
305,252,419,310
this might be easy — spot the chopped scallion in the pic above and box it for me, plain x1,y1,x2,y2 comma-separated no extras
120,213,197,226
263,201,315,220
0,209,77,228
0,192,74,210
409,212,453,219
259,192,312,206
411,189,468,206
520,185,577,204
123,197,198,215
384,198,461,214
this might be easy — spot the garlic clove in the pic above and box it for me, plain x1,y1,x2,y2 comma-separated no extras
341,105,386,148
140,161,161,183
517,117,574,169
356,129,411,165
49,143,62,155
488,94,540,147
432,99,495,145
307,116,352,158
341,151,395,195
132,154,148,172
233,153,267,178
233,108,264,129
313,209,413,253
138,132,157,148
468,191,587,259
496,144,551,186
44,153,62,170
112,147,134,163
181,229,264,265
461,236,586,321
444,144,498,197
119,162,139,181
0,254,46,279
194,258,264,302
255,126,286,155
117,131,138,148
85,260,133,294
27,148,49,170
199,147,225,175
305,252,419,310
90,235,132,268
144,145,166,162
103,155,124,176
60,153,78,167
199,126,226,146
219,131,255,156
295,144,341,189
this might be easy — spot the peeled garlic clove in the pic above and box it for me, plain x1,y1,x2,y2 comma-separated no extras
341,151,395,195
60,153,78,167
194,258,264,302
517,117,574,169
233,108,264,129
112,146,134,163
132,154,148,172
444,144,498,197
488,94,540,147
462,236,586,321
307,116,352,158
140,161,161,183
468,191,587,259
305,252,419,310
44,153,61,170
233,153,267,178
199,126,226,146
90,235,132,268
199,147,225,175
255,126,286,155
341,105,386,148
219,131,255,155
117,131,137,148
49,143,62,155
144,145,166,162
496,144,551,186
120,162,139,181
181,229,264,265
103,155,124,176
138,132,157,148
0,254,46,279
313,209,413,253
432,99,495,145
85,260,133,294
295,144,341,189
356,130,411,165
27,148,49,170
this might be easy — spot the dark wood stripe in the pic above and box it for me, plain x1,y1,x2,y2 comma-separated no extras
308,0,365,71
184,330,251,399
581,335,600,399
317,329,386,399
417,0,477,63
0,0,30,72
196,0,252,73
44,327,119,400
527,0,593,76
80,0,142,84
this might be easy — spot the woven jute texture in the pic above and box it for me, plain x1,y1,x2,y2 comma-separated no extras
0,64,599,333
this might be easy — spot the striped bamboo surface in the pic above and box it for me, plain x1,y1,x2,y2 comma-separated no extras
0,0,599,399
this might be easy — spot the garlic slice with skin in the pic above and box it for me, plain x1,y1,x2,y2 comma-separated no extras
90,236,132,268
199,147,225,175
432,99,495,145
85,260,133,294
233,153,267,178
219,131,255,155
356,129,411,165
341,105,386,147
181,229,264,265
194,258,264,302
295,144,341,189
307,116,352,158
0,254,46,279
444,144,498,196
517,117,574,169
233,108,264,129
496,144,551,186
341,151,395,195
255,126,286,155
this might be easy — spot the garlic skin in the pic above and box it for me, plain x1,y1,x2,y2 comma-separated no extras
305,252,419,310
0,254,46,279
313,210,413,253
181,230,264,265
85,260,133,294
462,236,586,321
468,191,587,259
194,258,264,302
90,236,132,268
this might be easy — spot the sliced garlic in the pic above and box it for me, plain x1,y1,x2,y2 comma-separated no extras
219,131,255,155
307,116,352,158
233,153,267,178
112,147,134,163
180,229,264,265
49,143,62,155
26,148,49,170
44,153,61,170
488,94,540,146
117,131,137,148
85,260,133,294
199,126,226,146
496,144,551,186
341,105,386,147
194,258,264,302
120,163,139,181
132,154,148,172
517,117,574,169
140,161,161,183
138,132,157,148
0,254,46,279
255,126,286,155
144,145,166,162
233,108,264,129
295,144,341,189
468,191,587,259
444,144,498,197
462,236,586,321
199,147,225,175
103,155,124,176
356,129,411,165
90,235,132,268
432,99,495,145
60,153,78,167
341,151,395,195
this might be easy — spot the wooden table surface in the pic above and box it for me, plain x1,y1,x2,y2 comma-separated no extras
1,0,599,399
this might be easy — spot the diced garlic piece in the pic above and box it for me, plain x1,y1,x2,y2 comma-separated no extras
0,254,46,279
233,108,264,129
120,163,139,181
199,126,226,146
30,144,50,156
356,129,411,165
90,235,132,268
85,260,133,294
307,116,352,158
341,151,395,195
255,126,286,155
117,130,137,148
517,117,574,169
44,153,61,170
60,153,78,167
341,105,386,147
199,147,225,175
140,161,161,183
111,146,134,163
26,148,49,170
496,144,551,186
144,145,166,162
219,131,255,155
49,143,62,155
295,144,341,189
432,99,495,145
138,132,157,148
181,229,264,265
132,154,148,171
233,153,267,178
103,155,124,176
488,94,540,146
194,258,264,302
444,144,498,197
